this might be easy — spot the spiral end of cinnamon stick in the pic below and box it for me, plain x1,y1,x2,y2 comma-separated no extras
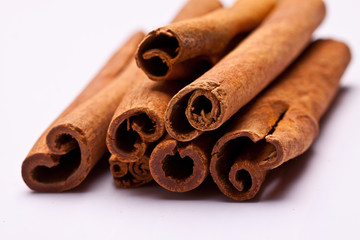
228,160,265,201
107,109,164,161
110,155,152,188
109,156,129,178
210,134,277,200
149,139,209,192
210,154,266,201
135,29,180,81
22,124,91,192
185,89,222,131
165,89,204,142
165,82,225,141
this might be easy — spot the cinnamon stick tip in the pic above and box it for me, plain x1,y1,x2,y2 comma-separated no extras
150,140,208,192
135,28,181,81
185,89,223,131
210,158,265,201
112,156,152,188
165,83,223,141
109,157,128,178
21,151,82,192
46,124,84,155
107,108,163,161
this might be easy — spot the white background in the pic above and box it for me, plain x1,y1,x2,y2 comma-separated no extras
1,0,359,239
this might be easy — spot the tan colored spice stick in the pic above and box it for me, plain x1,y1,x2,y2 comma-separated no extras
22,60,142,192
21,33,144,192
165,0,326,142
106,0,223,187
107,80,191,161
149,132,220,192
136,0,276,81
210,39,351,201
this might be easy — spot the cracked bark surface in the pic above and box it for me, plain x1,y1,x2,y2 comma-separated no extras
210,39,351,201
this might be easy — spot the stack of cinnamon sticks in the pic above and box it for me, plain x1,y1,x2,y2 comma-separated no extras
22,0,351,201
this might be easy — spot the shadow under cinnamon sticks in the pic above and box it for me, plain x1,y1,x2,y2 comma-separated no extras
121,176,225,202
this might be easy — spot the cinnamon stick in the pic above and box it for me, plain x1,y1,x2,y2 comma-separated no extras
106,80,192,161
210,39,351,201
165,0,326,142
21,33,144,192
149,131,221,192
106,0,223,187
136,0,276,81
109,155,152,188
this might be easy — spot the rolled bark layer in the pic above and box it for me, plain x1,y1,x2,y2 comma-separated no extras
106,0,223,185
210,39,351,201
21,33,144,192
165,0,326,142
110,155,152,188
149,131,221,192
136,0,275,81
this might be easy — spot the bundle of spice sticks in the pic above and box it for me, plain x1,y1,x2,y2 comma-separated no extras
22,0,351,201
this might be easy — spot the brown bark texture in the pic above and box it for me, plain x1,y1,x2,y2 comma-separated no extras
136,0,276,81
106,0,223,188
165,0,326,142
210,39,351,201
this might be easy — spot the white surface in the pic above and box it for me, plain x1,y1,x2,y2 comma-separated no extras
1,0,359,239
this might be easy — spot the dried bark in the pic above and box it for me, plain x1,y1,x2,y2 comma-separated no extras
210,39,351,201
165,0,326,142
136,0,276,81
149,131,221,192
